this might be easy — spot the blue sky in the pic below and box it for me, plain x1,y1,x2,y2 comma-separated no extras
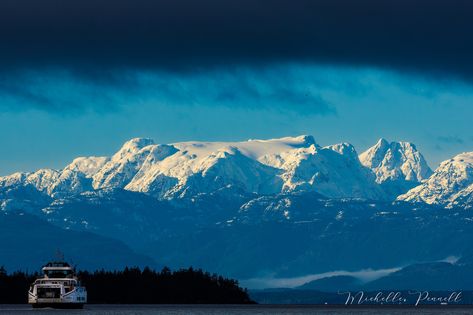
0,64,471,175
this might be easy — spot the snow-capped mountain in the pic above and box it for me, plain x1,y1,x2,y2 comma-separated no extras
92,138,175,190
65,156,110,177
0,156,109,199
359,138,432,197
122,136,382,199
398,152,473,208
0,135,436,203
102,135,386,200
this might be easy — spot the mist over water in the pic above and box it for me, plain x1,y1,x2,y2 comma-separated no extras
241,267,402,289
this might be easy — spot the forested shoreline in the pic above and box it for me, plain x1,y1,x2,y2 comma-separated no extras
0,266,254,304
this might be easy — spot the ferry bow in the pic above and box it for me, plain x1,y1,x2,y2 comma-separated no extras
28,261,87,308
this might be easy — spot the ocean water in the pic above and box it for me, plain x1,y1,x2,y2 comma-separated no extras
1,305,473,315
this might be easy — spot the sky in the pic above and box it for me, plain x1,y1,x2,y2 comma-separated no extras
0,0,472,175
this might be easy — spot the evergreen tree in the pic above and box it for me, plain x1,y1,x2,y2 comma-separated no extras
0,266,254,304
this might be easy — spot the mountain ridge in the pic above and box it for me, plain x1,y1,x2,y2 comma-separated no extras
398,151,473,208
0,135,471,208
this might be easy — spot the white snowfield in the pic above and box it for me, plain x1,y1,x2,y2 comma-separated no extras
0,135,469,207
398,152,473,208
98,135,385,199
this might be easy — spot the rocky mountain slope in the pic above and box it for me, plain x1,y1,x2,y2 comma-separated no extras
0,136,390,202
0,211,155,271
2,135,472,210
398,152,473,208
359,138,432,197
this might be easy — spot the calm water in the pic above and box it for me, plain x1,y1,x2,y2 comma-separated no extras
1,305,473,315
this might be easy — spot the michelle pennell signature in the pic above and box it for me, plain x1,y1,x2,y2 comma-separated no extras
339,291,462,306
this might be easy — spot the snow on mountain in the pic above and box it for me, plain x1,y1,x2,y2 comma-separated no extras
126,145,283,198
64,156,110,177
451,185,473,208
0,167,90,210
0,172,31,189
398,152,473,208
0,168,92,198
123,135,385,199
172,135,317,162
123,137,302,198
360,138,432,183
92,138,163,189
0,169,60,195
38,156,111,197
125,136,315,198
47,170,94,197
327,142,360,161
0,135,431,201
0,172,52,212
259,142,385,199
359,138,432,197
0,157,108,199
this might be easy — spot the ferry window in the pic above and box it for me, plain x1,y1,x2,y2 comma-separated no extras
46,270,73,278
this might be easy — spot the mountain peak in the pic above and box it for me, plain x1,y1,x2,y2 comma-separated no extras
0,135,436,203
293,135,316,146
450,152,473,165
108,138,156,163
376,138,390,146
373,138,418,152
92,138,166,190
64,156,110,177
397,141,417,150
359,139,432,190
398,151,473,208
326,142,358,160
120,138,155,152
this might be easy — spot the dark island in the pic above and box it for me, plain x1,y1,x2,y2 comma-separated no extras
0,266,254,304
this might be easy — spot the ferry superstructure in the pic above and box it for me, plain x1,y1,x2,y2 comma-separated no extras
28,261,87,308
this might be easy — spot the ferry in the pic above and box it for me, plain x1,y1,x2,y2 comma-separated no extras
28,261,87,308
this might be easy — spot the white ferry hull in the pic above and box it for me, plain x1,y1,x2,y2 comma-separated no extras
28,282,87,308
29,293,87,308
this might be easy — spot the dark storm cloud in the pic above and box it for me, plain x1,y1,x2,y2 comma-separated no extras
0,68,335,115
0,0,473,79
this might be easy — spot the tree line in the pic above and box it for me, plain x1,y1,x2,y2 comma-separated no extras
0,266,254,304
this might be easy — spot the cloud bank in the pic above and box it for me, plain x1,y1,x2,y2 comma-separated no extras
0,67,337,115
0,0,472,80
241,267,402,289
